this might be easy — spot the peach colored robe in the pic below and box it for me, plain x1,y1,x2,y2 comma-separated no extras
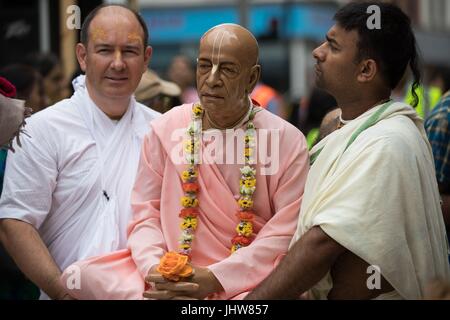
61,104,309,299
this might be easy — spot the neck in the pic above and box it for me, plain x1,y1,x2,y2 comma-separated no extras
203,100,250,130
338,93,391,120
86,82,129,120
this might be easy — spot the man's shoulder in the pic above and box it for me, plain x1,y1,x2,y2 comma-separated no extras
355,115,425,157
151,104,190,129
255,108,304,138
135,102,162,121
26,98,80,131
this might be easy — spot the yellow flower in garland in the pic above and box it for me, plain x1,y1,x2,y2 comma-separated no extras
181,196,199,208
240,178,256,188
182,169,197,182
192,104,203,117
239,178,256,195
180,243,191,250
238,197,253,209
244,148,252,157
236,221,253,237
184,140,199,154
245,135,255,147
181,216,198,230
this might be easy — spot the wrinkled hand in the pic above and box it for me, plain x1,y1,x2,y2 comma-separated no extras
143,265,223,300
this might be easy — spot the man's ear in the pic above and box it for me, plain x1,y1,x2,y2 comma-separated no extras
143,46,153,73
357,59,377,83
247,64,261,94
76,43,88,73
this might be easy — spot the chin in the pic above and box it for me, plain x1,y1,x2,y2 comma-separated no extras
201,100,224,109
104,89,133,99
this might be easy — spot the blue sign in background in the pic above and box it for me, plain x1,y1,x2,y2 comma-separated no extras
141,4,336,44
141,7,238,44
285,4,336,40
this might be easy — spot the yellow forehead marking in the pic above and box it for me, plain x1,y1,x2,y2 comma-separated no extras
127,33,142,45
91,28,107,41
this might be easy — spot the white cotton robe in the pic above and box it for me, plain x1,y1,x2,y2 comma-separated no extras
0,85,160,284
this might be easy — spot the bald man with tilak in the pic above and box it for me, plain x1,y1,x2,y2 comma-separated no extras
60,23,309,300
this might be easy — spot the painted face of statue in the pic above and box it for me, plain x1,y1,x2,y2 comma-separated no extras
196,24,260,116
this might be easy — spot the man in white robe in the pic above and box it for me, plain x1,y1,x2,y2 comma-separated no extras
247,2,450,300
0,4,159,299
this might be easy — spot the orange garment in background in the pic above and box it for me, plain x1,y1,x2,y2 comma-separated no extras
251,83,285,118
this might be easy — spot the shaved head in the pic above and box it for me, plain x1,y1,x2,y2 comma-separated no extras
201,23,259,66
196,23,261,128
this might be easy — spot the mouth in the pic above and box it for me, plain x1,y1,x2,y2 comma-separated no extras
314,64,322,75
105,76,128,82
202,93,224,100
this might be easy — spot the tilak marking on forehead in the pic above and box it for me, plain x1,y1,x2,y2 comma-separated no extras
210,29,237,75
127,32,143,45
91,28,107,41
211,31,225,75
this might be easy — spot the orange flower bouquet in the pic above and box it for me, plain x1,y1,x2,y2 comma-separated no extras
156,251,194,281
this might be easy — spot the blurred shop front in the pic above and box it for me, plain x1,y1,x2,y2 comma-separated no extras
140,2,338,102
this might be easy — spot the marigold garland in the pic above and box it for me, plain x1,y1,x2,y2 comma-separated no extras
158,102,257,280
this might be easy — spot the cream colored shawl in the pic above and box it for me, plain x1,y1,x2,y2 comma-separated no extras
291,101,450,299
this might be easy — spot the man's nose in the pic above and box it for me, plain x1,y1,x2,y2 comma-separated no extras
205,66,221,87
111,50,126,71
312,43,326,62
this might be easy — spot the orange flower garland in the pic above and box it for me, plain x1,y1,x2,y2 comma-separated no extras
157,103,257,280
232,109,257,252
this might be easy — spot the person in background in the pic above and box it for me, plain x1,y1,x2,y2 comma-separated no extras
251,81,286,119
299,88,337,149
424,66,450,261
24,53,69,106
167,55,198,104
0,64,49,113
0,76,36,299
135,69,181,113
405,66,450,119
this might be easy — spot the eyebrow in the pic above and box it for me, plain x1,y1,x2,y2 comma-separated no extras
93,44,141,50
326,35,340,48
124,45,141,51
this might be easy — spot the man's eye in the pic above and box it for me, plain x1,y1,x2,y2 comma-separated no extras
328,43,338,51
198,64,211,72
222,67,238,76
